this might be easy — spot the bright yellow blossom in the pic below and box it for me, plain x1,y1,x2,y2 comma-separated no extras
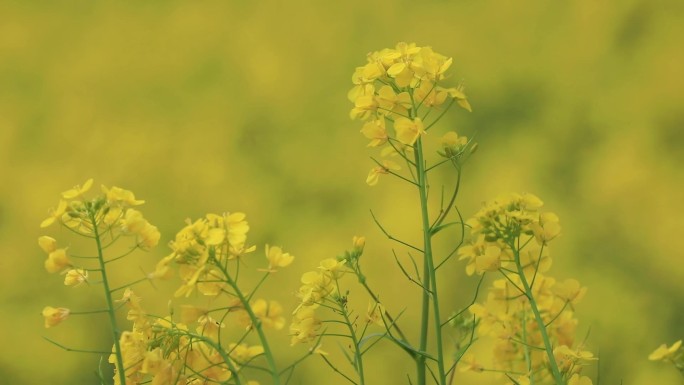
319,258,347,279
350,94,378,120
360,119,388,147
61,178,93,199
137,222,160,249
376,85,411,116
412,46,452,81
414,81,449,108
122,209,147,234
446,85,473,112
265,244,295,271
250,299,285,330
394,117,425,146
40,200,67,228
554,345,597,373
441,131,468,156
101,185,145,206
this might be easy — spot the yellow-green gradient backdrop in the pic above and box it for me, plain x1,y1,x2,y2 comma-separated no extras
1,1,682,384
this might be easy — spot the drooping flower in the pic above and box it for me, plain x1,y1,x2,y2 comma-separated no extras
42,306,70,328
366,160,400,186
44,248,72,274
64,269,89,287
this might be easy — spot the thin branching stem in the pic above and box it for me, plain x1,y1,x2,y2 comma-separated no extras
88,209,126,385
370,210,423,253
211,254,280,385
510,242,564,385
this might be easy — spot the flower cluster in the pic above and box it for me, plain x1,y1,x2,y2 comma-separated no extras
109,289,264,385
458,193,560,276
39,179,159,328
349,42,471,127
104,211,293,384
290,236,371,346
153,212,255,297
290,257,346,345
348,42,473,186
40,180,159,249
459,193,595,384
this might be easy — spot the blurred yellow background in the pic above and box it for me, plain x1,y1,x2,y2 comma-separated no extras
1,1,682,384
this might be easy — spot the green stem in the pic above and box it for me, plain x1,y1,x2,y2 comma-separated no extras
355,265,411,346
213,257,280,385
512,245,564,385
521,307,534,385
89,210,126,385
415,137,447,385
339,296,365,385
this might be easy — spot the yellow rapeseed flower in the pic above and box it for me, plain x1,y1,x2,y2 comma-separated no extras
567,374,593,385
40,200,67,228
366,160,400,186
38,236,57,254
360,119,388,147
61,178,93,199
250,299,286,330
290,307,321,345
44,248,71,273
394,117,425,146
649,340,682,361
64,269,88,287
265,244,295,271
228,343,264,364
101,185,145,206
42,306,70,328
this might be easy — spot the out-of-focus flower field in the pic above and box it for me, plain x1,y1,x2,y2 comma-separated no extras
1,1,682,384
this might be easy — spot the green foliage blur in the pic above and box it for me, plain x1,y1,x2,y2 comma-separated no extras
1,1,682,384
